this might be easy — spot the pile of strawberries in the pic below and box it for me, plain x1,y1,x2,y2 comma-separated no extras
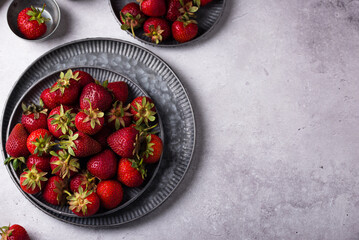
5,69,163,217
120,0,214,44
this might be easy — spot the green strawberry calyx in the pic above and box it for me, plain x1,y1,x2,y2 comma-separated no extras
53,178,67,206
65,187,93,215
50,150,80,179
49,105,76,135
120,11,145,37
144,25,164,44
4,156,26,171
131,97,156,126
129,158,147,179
107,101,133,130
59,129,79,156
31,133,56,156
21,101,48,119
79,171,97,192
21,165,48,191
179,1,199,18
50,69,80,95
82,98,104,129
177,13,198,26
0,224,14,239
142,134,155,159
26,4,50,25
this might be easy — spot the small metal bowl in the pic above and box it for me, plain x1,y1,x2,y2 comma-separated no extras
7,0,60,41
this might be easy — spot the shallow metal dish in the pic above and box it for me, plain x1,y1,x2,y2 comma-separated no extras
1,38,196,227
7,0,61,41
108,0,226,47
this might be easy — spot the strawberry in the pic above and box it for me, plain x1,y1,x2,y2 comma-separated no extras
21,102,48,133
143,17,171,44
50,150,80,179
137,0,167,17
117,158,146,187
47,105,76,139
70,171,97,193
79,82,113,111
142,134,163,164
107,81,129,103
106,101,132,131
96,180,123,209
194,0,213,7
107,126,140,158
5,123,30,170
26,154,51,172
50,69,80,106
166,0,194,22
17,4,50,40
66,188,100,217
92,126,113,149
40,88,59,110
0,224,31,240
73,70,95,88
60,130,102,157
42,175,67,206
26,129,55,156
120,2,146,37
86,150,118,180
172,16,198,43
130,96,156,126
19,165,47,194
75,99,104,135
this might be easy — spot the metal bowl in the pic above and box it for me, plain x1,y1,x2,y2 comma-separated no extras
7,0,61,41
108,0,226,47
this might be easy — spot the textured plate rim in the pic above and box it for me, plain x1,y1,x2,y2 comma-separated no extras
0,38,196,227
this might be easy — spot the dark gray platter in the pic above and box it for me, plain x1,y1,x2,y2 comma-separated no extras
0,38,196,227
6,66,164,218
108,0,226,47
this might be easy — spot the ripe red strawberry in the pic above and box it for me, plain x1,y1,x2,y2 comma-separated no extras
130,96,156,126
66,188,100,217
92,126,113,149
194,0,213,7
26,154,51,172
107,126,139,158
107,81,129,103
75,99,104,135
79,82,113,111
106,101,132,131
142,134,163,164
60,130,102,157
40,88,59,110
47,105,76,138
117,158,146,187
172,17,198,43
166,0,193,22
50,150,80,179
73,70,95,88
87,150,118,180
120,2,146,37
143,17,171,44
0,224,31,240
42,175,67,206
26,129,54,156
97,180,123,209
138,0,167,17
5,123,30,170
21,102,48,133
70,171,97,193
50,69,80,106
19,166,47,194
17,4,49,40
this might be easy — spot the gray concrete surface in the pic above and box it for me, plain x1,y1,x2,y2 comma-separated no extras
1,0,359,239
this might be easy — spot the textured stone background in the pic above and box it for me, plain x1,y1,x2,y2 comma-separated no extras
1,0,359,239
